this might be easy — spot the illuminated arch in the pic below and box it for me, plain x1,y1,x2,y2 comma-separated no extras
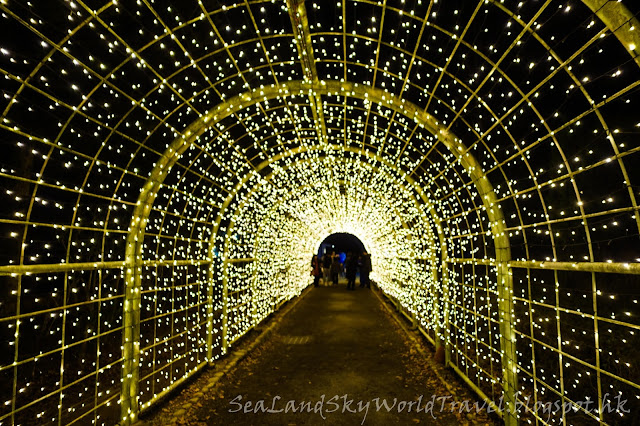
121,79,515,422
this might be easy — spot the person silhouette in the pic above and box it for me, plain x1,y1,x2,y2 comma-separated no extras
330,252,341,285
345,252,357,290
322,251,332,286
359,251,372,288
310,254,321,287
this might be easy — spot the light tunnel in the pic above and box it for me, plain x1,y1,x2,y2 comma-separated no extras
1,0,640,425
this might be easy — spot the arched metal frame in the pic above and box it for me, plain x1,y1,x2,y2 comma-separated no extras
120,80,515,423
0,1,639,425
216,154,441,345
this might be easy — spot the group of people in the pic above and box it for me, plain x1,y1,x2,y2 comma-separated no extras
310,251,341,287
310,251,372,290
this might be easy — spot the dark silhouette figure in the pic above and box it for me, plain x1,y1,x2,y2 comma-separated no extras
330,252,341,285
322,251,332,286
345,252,358,290
359,251,372,288
310,254,322,287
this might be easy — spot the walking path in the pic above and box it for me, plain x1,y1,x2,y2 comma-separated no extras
143,283,497,425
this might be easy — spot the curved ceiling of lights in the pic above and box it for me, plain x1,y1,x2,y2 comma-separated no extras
1,0,640,425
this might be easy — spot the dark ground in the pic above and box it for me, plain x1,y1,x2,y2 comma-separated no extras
142,281,499,426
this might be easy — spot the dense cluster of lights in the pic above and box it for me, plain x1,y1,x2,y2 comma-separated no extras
0,0,639,425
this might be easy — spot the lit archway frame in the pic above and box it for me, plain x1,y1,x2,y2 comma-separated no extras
121,80,516,424
214,153,443,348
131,135,453,416
202,145,448,351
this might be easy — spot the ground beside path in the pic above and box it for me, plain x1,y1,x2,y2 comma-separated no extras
143,282,499,425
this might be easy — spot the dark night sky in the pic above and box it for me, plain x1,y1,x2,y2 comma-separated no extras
319,232,366,255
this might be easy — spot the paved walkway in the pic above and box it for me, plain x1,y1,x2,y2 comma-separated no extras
144,283,496,425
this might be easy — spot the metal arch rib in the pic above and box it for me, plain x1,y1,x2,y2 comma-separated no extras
285,0,329,146
582,0,640,68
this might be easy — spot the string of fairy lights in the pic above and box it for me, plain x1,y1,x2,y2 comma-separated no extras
0,0,639,425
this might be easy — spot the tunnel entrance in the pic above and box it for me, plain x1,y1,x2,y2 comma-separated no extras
317,232,369,287
318,232,367,258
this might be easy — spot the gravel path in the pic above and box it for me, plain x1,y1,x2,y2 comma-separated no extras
142,283,499,426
